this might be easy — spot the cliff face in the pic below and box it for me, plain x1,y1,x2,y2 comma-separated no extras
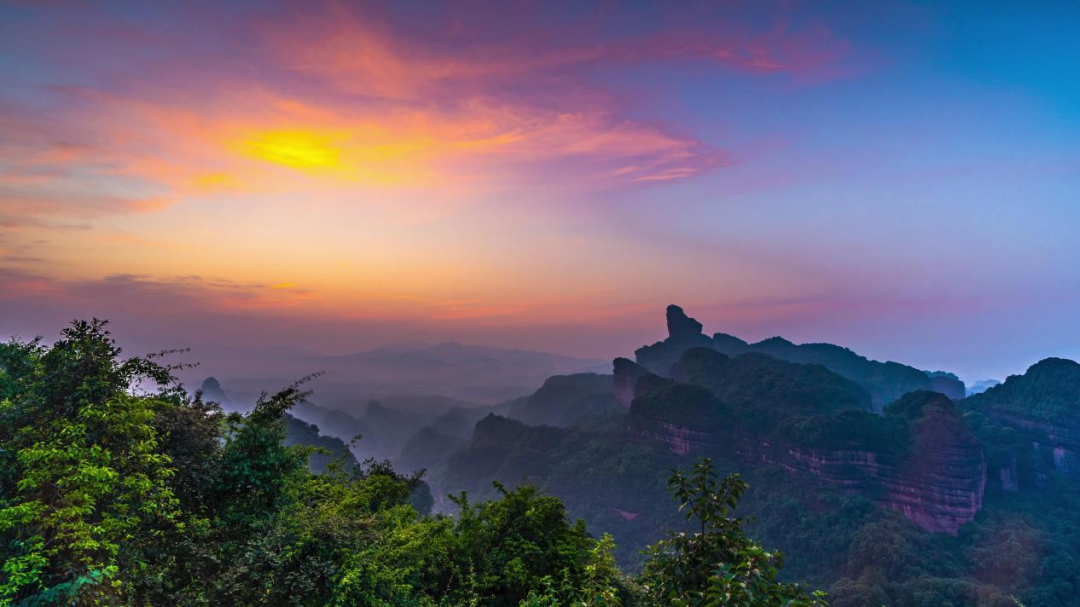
613,357,650,408
627,359,986,534
738,440,983,534
633,305,964,409
884,393,986,533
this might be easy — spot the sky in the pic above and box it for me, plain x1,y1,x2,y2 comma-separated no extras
1,0,1078,383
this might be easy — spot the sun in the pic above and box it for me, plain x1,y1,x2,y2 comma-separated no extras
245,129,344,171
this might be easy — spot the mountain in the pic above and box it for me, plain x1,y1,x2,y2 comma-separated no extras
440,337,986,561
636,305,966,407
197,377,359,473
397,426,468,479
963,358,1080,489
625,348,984,534
197,376,247,412
964,358,1080,424
504,373,621,427
199,376,227,401
428,307,1080,605
925,370,968,400
282,414,359,473
966,378,1001,396
296,341,609,403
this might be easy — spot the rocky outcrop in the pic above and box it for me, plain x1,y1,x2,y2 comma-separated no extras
885,392,986,533
667,304,704,338
198,376,230,405
633,305,964,409
613,358,650,408
981,410,1080,484
629,420,716,456
624,374,733,454
635,305,714,376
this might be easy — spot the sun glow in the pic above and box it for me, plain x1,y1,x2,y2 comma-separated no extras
245,130,344,171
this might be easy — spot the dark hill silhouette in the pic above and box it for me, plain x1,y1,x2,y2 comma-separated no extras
636,304,965,408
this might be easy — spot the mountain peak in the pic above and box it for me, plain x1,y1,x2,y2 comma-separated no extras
1028,357,1080,375
755,336,794,348
666,304,703,339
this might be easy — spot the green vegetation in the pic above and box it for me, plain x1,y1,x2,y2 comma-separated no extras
964,358,1080,423
775,410,907,453
629,380,732,430
0,321,821,605
440,371,1080,606
640,459,824,606
674,349,872,415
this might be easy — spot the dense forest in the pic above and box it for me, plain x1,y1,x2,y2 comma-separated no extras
0,321,825,606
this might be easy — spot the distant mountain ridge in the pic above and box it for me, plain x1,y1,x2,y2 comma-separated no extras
296,341,609,402
636,305,966,407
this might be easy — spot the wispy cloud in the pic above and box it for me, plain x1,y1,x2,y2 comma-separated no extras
0,0,854,234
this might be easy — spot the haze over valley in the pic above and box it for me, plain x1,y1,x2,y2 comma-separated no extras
2,1,1079,605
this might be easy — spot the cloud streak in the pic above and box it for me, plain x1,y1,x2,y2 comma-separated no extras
1,0,855,232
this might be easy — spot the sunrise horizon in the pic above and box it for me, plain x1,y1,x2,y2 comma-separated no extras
4,0,1079,384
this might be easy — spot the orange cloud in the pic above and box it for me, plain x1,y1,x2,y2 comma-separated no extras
1,1,854,238
0,0,856,327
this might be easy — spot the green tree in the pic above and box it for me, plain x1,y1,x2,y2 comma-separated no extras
0,321,182,605
640,458,827,607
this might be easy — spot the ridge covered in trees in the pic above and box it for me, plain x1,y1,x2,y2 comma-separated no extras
0,320,822,606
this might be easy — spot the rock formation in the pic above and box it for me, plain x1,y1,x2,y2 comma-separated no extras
634,305,713,376
634,305,965,408
613,357,650,408
198,376,228,403
666,304,704,338
626,347,986,534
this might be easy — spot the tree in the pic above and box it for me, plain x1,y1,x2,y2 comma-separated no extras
639,458,827,607
0,321,182,605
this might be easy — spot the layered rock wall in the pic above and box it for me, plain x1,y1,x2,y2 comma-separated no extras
627,391,986,534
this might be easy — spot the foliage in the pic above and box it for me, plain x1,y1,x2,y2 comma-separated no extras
629,381,732,430
440,379,1080,606
2,319,832,605
0,321,182,604
674,349,872,417
775,409,908,453
963,358,1080,423
640,458,826,607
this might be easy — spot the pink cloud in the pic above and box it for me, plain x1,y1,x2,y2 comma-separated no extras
1,0,858,232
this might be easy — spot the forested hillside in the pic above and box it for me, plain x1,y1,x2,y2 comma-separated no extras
0,321,823,606
423,308,1080,606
